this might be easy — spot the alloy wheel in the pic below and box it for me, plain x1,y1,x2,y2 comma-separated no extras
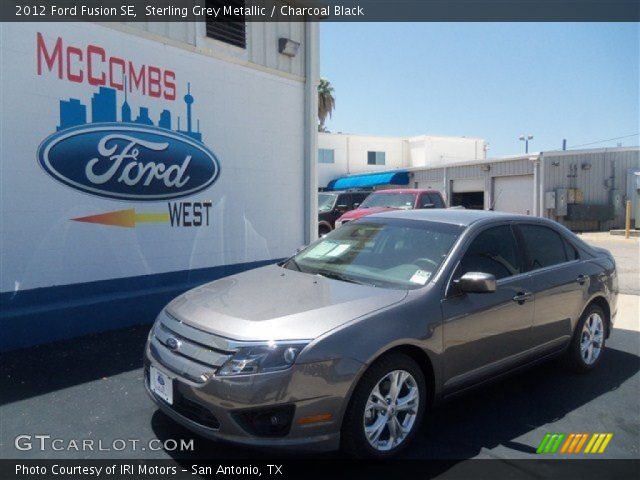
363,369,420,451
580,313,604,365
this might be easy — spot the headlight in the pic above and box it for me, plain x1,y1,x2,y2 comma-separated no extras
217,341,309,376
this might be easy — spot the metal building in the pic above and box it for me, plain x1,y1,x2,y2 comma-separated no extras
410,147,640,231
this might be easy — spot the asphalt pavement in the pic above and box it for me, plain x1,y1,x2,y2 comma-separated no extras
578,232,639,295
1,318,638,461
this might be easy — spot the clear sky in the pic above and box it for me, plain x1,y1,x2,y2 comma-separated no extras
320,22,639,157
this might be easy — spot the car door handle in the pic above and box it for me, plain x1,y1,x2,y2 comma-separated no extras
513,291,534,305
576,274,588,285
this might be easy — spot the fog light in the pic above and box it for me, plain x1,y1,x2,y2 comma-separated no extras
233,405,295,437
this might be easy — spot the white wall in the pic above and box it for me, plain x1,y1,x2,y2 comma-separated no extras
0,23,308,293
318,132,486,188
409,135,487,168
121,3,306,79
318,133,408,187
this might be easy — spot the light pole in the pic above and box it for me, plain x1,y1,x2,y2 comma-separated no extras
519,135,534,154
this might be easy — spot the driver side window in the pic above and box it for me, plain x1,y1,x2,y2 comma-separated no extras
455,225,522,280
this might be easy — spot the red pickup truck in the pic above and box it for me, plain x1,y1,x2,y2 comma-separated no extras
335,188,446,227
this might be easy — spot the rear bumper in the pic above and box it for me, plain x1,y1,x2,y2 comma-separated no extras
143,342,362,452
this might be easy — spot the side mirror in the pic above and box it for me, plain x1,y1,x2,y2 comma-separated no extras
453,272,497,294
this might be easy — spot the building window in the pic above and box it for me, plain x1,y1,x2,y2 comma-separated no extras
205,0,246,49
367,151,386,165
318,149,335,164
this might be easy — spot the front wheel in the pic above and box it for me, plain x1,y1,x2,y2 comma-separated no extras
566,304,607,373
341,353,426,458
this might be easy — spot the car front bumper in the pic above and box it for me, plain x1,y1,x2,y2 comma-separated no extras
143,340,363,452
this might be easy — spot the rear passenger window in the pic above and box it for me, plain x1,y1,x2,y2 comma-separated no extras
519,225,568,270
455,225,522,280
428,193,445,208
338,194,352,208
563,239,580,260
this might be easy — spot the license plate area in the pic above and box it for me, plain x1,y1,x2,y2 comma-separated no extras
150,365,174,405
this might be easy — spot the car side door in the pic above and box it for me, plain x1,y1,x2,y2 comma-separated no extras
515,223,586,353
441,224,535,393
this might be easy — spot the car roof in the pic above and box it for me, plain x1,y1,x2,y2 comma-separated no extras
372,188,441,194
370,208,538,226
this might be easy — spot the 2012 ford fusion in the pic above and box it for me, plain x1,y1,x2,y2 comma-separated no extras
144,209,617,458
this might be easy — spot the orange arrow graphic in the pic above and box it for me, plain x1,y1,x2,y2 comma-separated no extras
72,209,170,228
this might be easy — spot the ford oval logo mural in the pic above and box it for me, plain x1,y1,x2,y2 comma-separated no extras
37,84,220,201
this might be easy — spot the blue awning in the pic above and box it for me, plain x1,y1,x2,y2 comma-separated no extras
326,170,410,190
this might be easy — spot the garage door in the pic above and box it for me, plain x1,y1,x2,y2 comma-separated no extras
451,178,485,193
493,175,534,215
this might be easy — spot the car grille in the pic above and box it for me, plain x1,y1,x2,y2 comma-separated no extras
149,312,236,383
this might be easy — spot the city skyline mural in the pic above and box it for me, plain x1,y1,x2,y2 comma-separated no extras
57,82,203,143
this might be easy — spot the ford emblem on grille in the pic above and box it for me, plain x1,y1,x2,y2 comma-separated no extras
166,337,181,351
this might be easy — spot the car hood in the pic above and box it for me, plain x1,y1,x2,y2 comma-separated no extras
339,206,399,220
166,264,407,341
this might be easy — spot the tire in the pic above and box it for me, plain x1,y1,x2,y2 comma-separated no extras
341,353,426,458
318,225,331,237
565,304,607,373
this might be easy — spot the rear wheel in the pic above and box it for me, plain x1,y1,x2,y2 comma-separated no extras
341,353,426,458
566,304,607,372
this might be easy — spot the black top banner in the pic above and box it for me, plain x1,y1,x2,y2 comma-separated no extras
1,0,639,22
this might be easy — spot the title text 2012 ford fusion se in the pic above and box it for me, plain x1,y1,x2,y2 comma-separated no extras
144,209,618,458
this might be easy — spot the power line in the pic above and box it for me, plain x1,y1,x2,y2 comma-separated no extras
566,133,639,149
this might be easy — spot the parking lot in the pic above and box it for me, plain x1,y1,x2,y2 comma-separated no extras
1,235,638,462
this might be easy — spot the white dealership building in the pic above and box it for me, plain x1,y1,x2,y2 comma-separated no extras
317,132,488,188
0,17,319,350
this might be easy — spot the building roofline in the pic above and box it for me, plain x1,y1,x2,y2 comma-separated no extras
399,146,639,172
319,131,486,142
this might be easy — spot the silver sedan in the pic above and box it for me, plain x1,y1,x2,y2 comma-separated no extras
144,209,617,458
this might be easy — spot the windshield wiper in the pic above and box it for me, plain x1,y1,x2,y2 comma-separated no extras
315,270,375,287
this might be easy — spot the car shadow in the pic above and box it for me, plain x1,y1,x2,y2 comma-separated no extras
407,337,640,459
3,324,638,462
0,324,149,405
151,330,639,461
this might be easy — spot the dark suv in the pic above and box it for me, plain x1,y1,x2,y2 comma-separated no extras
318,190,370,236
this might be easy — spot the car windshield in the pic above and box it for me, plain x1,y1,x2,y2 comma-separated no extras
283,219,463,289
318,193,337,212
359,193,417,209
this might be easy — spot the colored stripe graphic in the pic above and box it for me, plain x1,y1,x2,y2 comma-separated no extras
536,433,551,453
540,433,613,454
537,433,565,453
560,433,575,453
72,209,170,228
585,433,614,454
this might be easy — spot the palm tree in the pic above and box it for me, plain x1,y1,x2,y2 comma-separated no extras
318,79,335,132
